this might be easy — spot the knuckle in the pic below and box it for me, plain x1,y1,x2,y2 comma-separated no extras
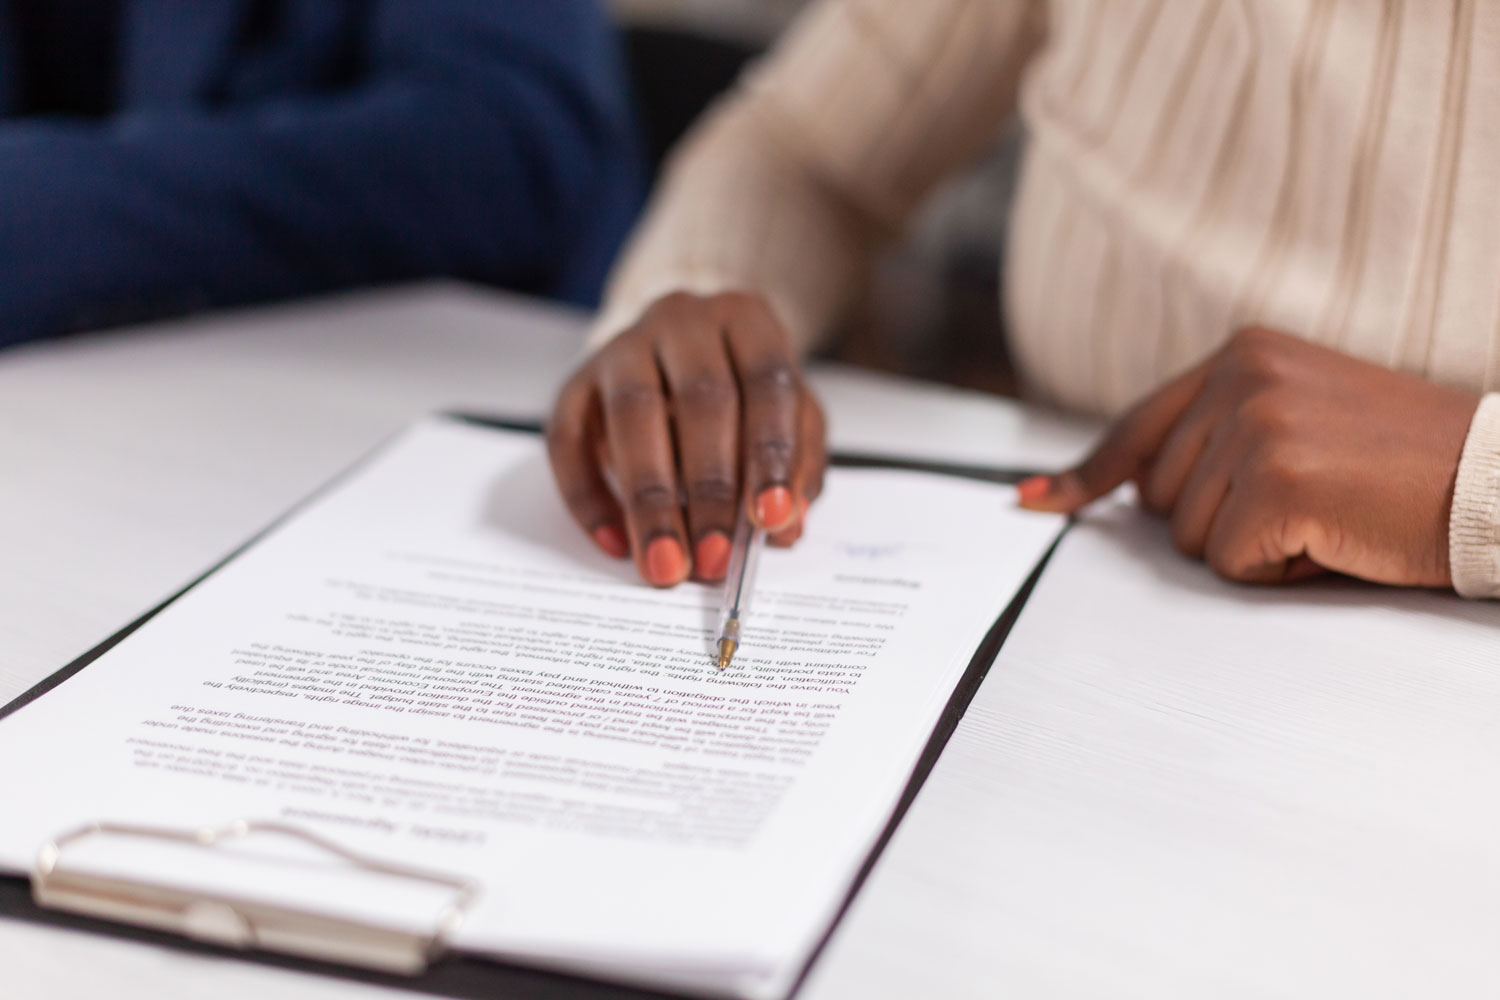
711,289,772,323
686,475,737,508
650,290,707,320
611,322,651,350
637,292,710,333
602,379,663,416
613,312,669,350
741,359,799,399
561,484,606,515
1222,327,1290,379
1246,442,1310,496
747,433,796,473
1233,393,1289,438
674,372,736,411
625,482,678,515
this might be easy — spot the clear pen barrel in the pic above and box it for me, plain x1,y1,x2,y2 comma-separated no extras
716,514,763,641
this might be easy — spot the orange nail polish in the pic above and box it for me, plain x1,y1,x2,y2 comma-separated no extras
645,536,687,585
592,524,629,559
1017,475,1051,505
770,521,803,547
755,486,794,529
695,532,732,580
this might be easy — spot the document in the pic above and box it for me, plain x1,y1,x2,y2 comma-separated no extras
0,417,1063,998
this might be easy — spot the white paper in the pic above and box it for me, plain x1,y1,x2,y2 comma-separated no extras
0,417,1062,998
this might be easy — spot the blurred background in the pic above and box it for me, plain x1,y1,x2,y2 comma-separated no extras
614,0,1024,396
0,0,1021,396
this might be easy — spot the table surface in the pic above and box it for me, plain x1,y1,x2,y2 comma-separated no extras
7,285,1499,999
0,284,1103,999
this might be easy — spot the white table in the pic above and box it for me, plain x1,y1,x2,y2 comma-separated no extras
7,284,1499,999
9,281,1500,1000
0,284,1100,998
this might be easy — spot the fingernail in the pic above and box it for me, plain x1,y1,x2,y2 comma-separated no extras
644,536,687,586
592,524,629,559
695,532,732,580
770,522,803,547
1016,475,1051,505
755,486,795,529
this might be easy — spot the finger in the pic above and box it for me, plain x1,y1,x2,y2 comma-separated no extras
1165,416,1237,559
1019,361,1210,514
657,326,740,581
1202,489,1326,584
795,391,829,506
546,374,627,558
723,296,802,531
766,394,826,550
1141,387,1233,514
769,497,809,548
1281,555,1326,582
598,351,691,587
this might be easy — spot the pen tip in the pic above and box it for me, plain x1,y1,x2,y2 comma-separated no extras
715,638,737,672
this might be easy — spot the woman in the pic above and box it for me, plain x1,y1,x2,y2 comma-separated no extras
548,0,1500,598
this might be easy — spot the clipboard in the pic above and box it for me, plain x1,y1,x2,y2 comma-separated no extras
0,412,1060,1000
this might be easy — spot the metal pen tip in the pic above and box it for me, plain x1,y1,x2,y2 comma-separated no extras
716,637,737,672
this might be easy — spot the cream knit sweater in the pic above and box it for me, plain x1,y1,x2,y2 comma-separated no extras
593,0,1500,598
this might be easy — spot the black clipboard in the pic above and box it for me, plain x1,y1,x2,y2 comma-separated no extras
0,412,1061,1000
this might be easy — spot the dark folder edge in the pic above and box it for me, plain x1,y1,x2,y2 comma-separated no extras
0,411,1063,1000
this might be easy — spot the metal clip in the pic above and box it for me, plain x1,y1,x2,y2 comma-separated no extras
32,820,478,975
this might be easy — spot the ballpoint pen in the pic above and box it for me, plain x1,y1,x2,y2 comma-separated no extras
714,510,765,671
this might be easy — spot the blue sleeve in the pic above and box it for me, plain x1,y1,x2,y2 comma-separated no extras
0,0,642,346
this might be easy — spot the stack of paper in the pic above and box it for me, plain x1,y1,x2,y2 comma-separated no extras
0,418,1063,998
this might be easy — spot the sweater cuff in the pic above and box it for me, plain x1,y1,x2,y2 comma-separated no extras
1449,393,1500,598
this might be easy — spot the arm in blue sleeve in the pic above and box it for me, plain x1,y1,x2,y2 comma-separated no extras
0,0,641,345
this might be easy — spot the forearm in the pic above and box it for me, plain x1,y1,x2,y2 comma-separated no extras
0,81,619,343
592,0,1044,354
591,98,881,355
0,0,638,344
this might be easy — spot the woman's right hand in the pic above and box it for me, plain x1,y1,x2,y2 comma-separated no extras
547,291,827,587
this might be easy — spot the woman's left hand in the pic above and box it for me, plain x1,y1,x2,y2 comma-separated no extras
1018,327,1481,587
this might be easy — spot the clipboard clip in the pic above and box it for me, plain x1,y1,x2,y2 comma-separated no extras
31,820,479,975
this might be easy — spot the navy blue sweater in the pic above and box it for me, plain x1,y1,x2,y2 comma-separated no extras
0,0,642,345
